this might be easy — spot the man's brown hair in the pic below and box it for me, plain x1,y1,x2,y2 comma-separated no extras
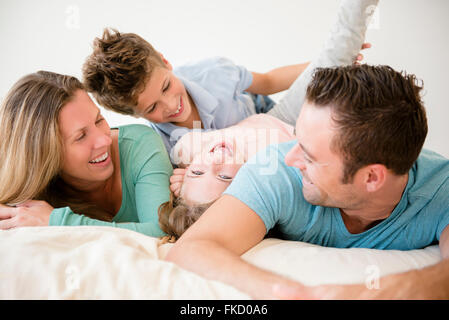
305,64,427,183
82,28,166,115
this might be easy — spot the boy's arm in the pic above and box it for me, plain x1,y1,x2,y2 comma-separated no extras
247,63,310,96
247,43,371,96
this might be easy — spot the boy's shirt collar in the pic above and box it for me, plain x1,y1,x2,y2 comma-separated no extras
152,76,218,136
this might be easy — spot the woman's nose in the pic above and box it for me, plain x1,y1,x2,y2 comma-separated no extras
93,129,112,149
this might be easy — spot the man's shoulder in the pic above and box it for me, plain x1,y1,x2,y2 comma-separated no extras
241,140,300,182
412,149,449,197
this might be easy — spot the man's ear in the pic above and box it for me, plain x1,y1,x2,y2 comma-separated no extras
158,52,173,70
363,164,387,192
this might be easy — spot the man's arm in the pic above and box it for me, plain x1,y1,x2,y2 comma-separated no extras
165,194,311,299
276,225,449,299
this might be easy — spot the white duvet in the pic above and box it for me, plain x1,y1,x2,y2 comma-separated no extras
0,226,441,299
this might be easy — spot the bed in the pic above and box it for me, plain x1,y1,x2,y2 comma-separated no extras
0,226,441,299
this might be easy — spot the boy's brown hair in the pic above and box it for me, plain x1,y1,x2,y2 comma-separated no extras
82,28,165,115
306,64,427,184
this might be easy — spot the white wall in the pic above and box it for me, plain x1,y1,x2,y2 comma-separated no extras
1,0,448,157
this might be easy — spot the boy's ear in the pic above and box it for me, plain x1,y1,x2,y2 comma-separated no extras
158,52,173,70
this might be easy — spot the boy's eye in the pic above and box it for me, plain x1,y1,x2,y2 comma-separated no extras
191,170,204,176
146,104,156,114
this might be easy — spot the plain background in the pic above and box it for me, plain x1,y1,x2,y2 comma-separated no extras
1,0,448,157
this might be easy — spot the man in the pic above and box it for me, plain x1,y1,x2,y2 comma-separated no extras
166,62,449,299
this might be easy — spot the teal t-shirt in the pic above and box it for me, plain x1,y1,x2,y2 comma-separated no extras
49,124,173,237
224,141,449,250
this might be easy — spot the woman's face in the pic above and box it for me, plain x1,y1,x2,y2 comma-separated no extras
180,140,244,204
58,90,114,188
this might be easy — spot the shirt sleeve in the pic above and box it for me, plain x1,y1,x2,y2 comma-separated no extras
434,179,449,241
49,207,166,237
131,129,173,236
223,144,298,233
176,57,254,94
49,126,173,238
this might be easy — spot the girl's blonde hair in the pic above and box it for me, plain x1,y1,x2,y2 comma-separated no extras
0,71,112,221
158,192,215,240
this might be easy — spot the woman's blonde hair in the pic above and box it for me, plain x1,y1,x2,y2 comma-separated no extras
158,193,215,240
0,71,112,221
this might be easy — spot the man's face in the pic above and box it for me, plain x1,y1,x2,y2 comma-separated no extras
135,65,193,126
284,101,363,209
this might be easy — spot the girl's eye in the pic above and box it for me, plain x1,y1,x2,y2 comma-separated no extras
191,170,204,176
218,175,232,180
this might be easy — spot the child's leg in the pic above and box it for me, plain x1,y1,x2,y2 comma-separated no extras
268,0,379,125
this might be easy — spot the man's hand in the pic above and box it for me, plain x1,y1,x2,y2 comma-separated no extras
0,200,54,229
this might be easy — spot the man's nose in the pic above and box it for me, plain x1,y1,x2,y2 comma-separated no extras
284,143,306,170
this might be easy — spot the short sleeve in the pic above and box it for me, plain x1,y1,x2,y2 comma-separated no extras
224,143,301,234
127,127,173,230
433,180,449,241
175,57,254,95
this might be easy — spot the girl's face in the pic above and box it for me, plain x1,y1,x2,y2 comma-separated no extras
180,140,244,204
58,90,114,188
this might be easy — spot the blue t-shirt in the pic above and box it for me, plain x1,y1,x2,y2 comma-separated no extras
224,141,449,250
149,57,274,162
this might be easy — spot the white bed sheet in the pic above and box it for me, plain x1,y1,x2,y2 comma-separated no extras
0,226,441,299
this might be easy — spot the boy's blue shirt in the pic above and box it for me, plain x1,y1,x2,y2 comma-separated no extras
224,140,449,250
148,57,258,161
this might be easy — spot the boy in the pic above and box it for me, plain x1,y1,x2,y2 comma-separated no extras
82,29,367,160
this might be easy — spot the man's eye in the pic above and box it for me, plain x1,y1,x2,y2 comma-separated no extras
191,170,204,176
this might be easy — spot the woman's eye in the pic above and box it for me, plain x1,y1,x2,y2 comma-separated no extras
95,117,104,125
191,170,204,176
163,81,170,93
76,133,86,141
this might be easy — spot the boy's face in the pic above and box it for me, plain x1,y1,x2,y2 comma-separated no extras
135,65,194,126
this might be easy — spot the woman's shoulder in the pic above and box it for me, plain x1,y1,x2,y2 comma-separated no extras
116,124,159,138
116,124,167,155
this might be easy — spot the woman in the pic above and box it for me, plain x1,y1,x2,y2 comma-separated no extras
0,71,172,237
159,113,295,240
